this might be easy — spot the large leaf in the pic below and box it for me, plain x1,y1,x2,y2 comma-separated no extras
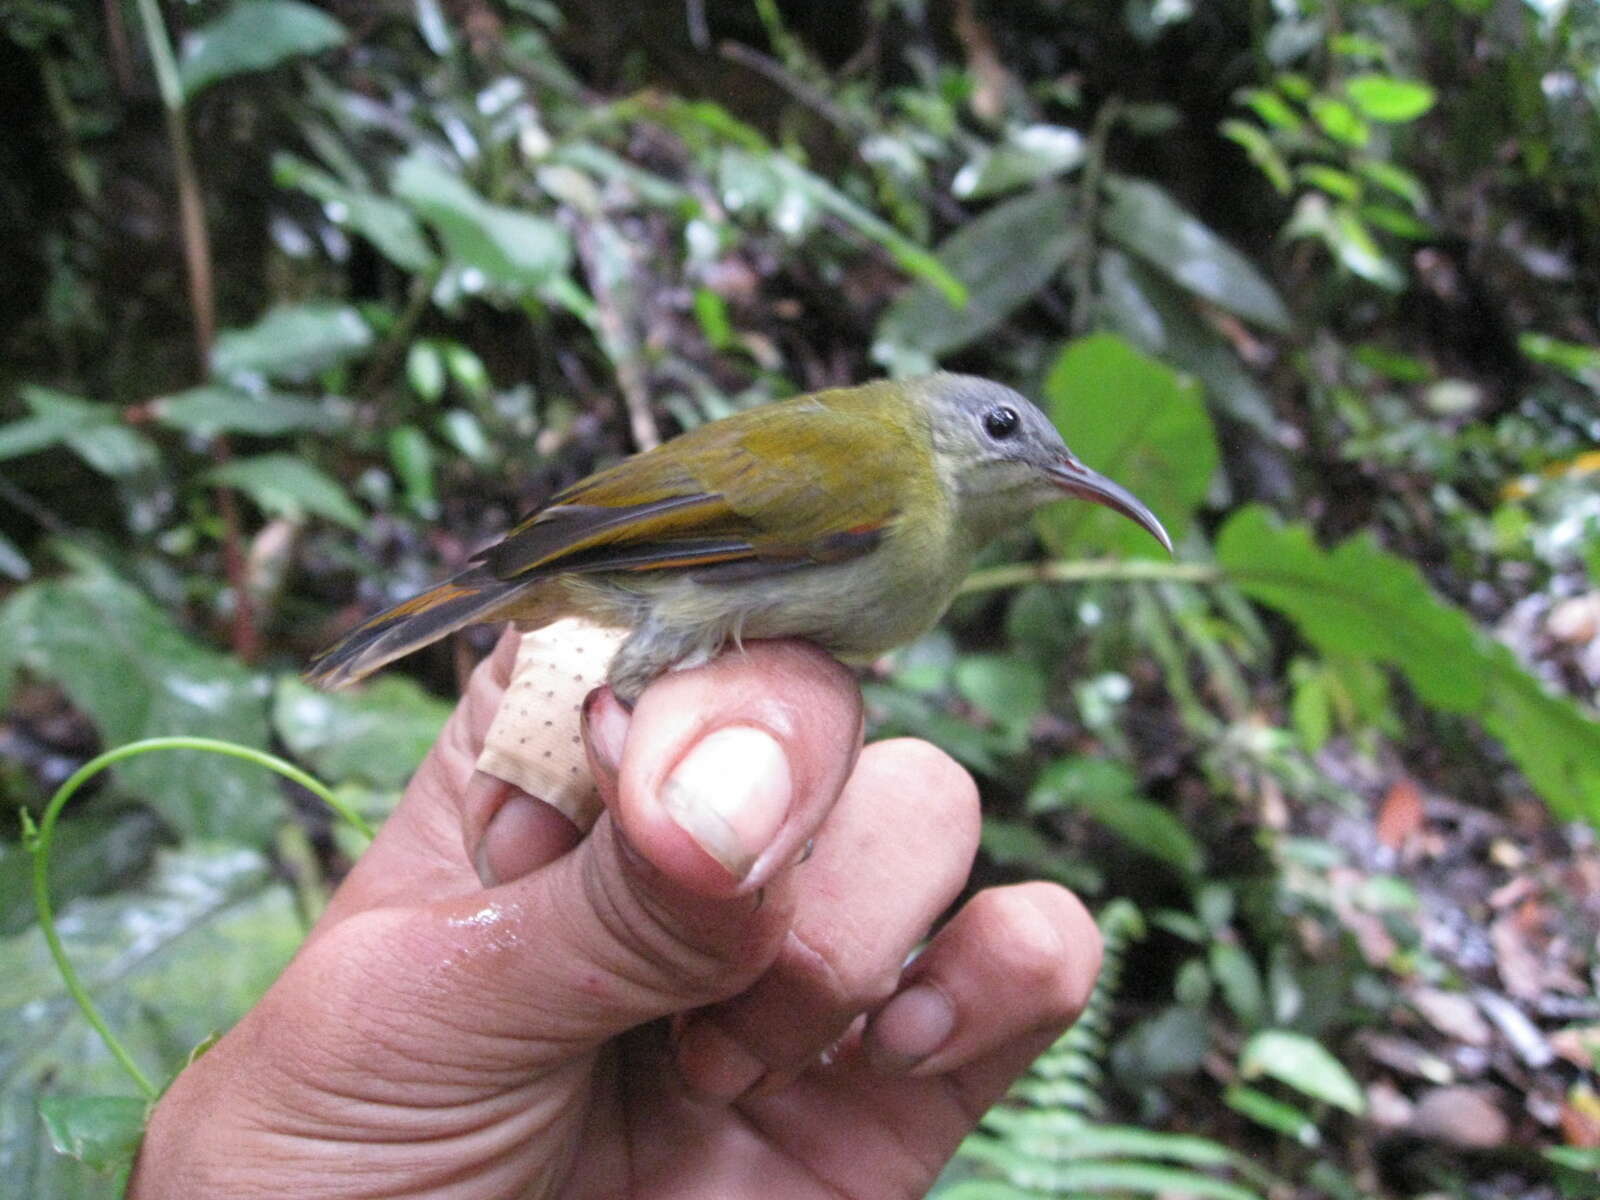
0,846,301,1197
0,561,277,842
151,385,350,437
1217,506,1600,824
272,675,451,791
392,152,571,291
273,153,438,273
179,0,347,98
204,453,363,529
874,186,1079,372
1037,333,1216,558
212,303,373,383
1096,248,1278,435
1101,175,1291,333
0,807,167,937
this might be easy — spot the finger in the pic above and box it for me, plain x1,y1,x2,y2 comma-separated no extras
587,639,865,896
360,639,867,1055
864,881,1101,1077
674,738,980,1099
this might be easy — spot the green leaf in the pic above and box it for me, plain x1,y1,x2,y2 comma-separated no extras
1037,333,1216,557
1101,175,1291,332
271,675,451,791
1308,96,1370,146
151,386,349,437
0,530,27,580
954,654,1046,735
952,124,1086,200
205,454,363,529
765,155,965,306
388,425,438,518
1238,88,1302,132
1239,1030,1365,1114
1220,119,1291,194
212,303,373,383
1298,164,1361,202
1029,756,1203,875
874,185,1078,370
0,847,301,1196
178,0,346,98
0,807,167,937
273,154,437,272
1095,249,1279,434
1210,942,1266,1027
0,564,277,841
1344,75,1436,123
392,152,571,291
38,1095,148,1172
1217,505,1600,824
1225,1085,1321,1145
15,387,157,478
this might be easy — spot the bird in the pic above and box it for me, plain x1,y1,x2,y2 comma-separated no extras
306,373,1170,702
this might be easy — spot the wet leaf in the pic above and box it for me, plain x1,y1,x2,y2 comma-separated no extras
38,1095,147,1172
205,453,363,529
392,152,572,291
1101,175,1291,332
952,124,1086,200
0,561,277,842
179,0,346,98
0,847,301,1197
0,807,168,937
212,303,373,383
274,154,437,272
875,186,1078,371
1095,249,1279,434
272,675,451,791
10,388,157,479
151,386,349,437
1038,333,1216,558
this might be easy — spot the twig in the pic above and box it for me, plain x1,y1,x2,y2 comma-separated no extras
134,0,256,660
1070,95,1122,336
959,558,1222,595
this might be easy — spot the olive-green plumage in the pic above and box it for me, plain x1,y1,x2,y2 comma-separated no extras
306,374,1169,700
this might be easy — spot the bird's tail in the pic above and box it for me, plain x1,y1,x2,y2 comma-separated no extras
305,565,552,689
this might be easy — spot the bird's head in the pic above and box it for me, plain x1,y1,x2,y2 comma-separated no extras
915,373,1171,553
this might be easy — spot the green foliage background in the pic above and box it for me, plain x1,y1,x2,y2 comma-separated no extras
3,0,1599,1195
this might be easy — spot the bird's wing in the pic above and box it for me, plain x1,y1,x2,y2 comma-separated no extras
483,397,910,581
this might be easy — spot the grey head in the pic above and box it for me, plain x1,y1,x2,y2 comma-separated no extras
911,373,1172,553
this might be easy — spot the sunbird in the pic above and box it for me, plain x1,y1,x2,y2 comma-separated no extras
307,374,1170,701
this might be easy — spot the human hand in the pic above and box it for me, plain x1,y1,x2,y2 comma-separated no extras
130,633,1102,1198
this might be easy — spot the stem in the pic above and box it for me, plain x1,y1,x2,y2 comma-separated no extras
133,0,256,660
26,737,372,1099
959,558,1223,595
1070,95,1122,335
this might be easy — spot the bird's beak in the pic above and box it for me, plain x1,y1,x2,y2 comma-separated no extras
1047,458,1173,554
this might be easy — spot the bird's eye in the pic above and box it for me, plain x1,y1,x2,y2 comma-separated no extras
983,406,1020,440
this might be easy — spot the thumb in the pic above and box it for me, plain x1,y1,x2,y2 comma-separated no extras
429,640,863,1052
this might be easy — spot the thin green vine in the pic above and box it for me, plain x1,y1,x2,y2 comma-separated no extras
23,736,370,1099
